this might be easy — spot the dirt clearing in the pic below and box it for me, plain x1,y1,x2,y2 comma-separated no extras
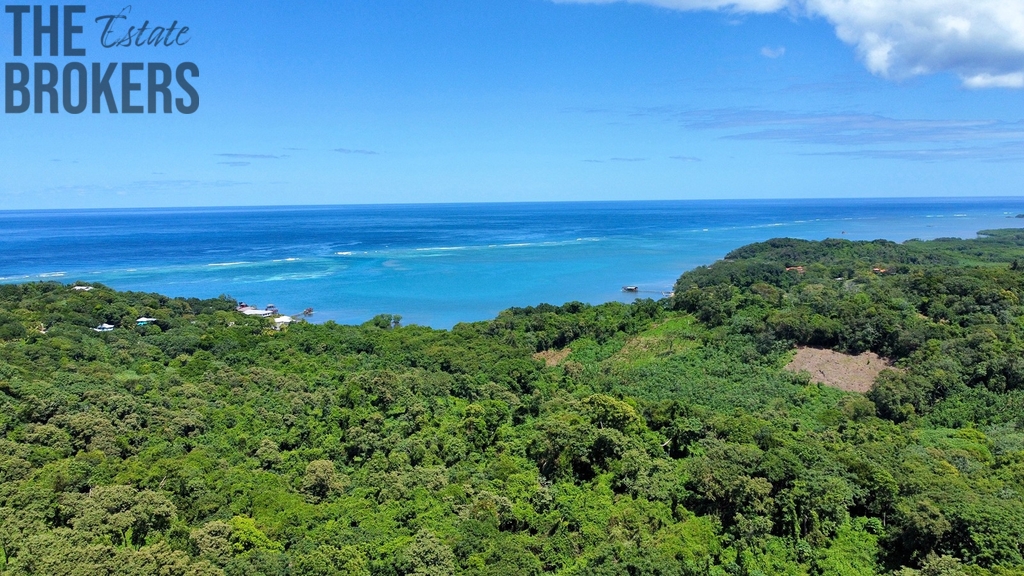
785,347,892,393
534,348,571,367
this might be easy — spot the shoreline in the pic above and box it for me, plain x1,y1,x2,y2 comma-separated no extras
2,229,1024,574
5,225,1023,332
3,199,1024,329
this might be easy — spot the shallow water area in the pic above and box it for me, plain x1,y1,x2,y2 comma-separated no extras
2,198,1023,328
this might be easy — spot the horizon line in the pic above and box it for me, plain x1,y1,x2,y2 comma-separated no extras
4,195,1024,214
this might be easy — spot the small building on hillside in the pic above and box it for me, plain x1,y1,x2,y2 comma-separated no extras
242,309,273,318
93,323,115,332
73,286,94,292
136,317,157,326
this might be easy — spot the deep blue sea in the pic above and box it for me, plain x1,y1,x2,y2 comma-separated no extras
2,198,1023,328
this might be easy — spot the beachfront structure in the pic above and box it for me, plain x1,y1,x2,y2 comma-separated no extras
273,316,294,330
237,303,277,318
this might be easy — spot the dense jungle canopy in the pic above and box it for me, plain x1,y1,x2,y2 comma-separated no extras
2,229,1024,575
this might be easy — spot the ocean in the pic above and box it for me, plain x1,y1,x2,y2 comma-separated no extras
2,198,1023,328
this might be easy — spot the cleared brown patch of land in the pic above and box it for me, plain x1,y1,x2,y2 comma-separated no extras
534,348,571,367
785,347,892,393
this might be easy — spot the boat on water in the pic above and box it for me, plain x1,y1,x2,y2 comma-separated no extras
622,286,639,292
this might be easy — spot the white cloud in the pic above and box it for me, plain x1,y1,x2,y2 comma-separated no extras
555,0,1024,88
961,72,1024,88
551,0,788,13
806,0,1024,84
334,148,380,155
761,45,786,58
655,107,1024,161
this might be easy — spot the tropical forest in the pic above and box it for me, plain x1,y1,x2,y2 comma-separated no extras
2,229,1024,576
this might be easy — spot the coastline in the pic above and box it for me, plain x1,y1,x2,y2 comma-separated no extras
3,197,1024,328
2,230,1024,573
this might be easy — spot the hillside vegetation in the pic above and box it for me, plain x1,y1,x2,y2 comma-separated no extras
1,229,1024,575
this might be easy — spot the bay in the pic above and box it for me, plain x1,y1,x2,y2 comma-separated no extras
2,198,1023,327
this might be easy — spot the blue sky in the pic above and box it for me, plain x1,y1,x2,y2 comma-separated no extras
2,0,1023,209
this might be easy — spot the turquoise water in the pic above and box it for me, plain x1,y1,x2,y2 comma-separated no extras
2,198,1023,327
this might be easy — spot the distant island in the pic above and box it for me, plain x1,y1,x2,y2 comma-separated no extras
1,230,1023,575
